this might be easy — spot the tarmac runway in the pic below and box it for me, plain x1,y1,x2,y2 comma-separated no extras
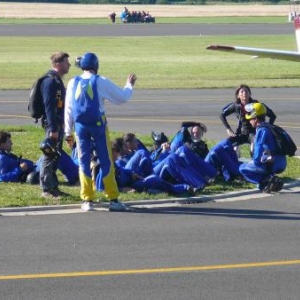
0,23,294,36
1,87,300,149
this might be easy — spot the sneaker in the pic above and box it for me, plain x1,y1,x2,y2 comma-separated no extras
187,186,199,196
81,201,94,212
263,176,284,193
258,178,270,191
109,199,127,212
52,188,70,197
269,177,284,192
41,191,61,199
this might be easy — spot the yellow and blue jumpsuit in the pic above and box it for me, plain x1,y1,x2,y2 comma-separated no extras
64,72,134,201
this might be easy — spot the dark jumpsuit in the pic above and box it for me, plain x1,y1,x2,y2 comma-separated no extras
220,98,277,147
39,70,65,192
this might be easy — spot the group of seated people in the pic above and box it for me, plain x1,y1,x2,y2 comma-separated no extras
0,99,287,197
0,114,286,198
94,102,286,196
119,7,155,24
94,123,241,196
0,131,79,187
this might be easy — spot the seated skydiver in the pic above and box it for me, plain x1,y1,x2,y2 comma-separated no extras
0,131,36,183
239,103,286,193
0,131,78,185
150,131,171,167
120,7,128,23
149,121,209,168
170,121,210,159
153,144,217,190
96,141,196,196
205,138,242,182
111,137,152,178
117,132,149,167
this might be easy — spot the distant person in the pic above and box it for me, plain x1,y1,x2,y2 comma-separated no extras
120,7,129,23
109,12,116,23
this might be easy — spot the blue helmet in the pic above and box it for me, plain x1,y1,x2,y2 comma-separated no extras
80,52,99,72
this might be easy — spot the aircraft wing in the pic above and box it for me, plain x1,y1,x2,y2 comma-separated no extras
206,45,300,62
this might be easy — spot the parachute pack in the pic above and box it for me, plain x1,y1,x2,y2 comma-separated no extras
28,74,51,123
261,123,297,157
72,74,102,125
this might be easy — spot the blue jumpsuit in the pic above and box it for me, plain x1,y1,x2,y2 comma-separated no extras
239,122,287,185
153,145,217,189
0,150,35,182
40,70,65,192
96,162,191,196
122,149,153,178
205,139,242,181
65,73,134,201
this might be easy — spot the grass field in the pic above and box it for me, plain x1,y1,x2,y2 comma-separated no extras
0,124,299,208
1,35,300,90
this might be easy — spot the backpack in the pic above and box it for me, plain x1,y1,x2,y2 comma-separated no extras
28,74,50,123
261,123,297,157
72,75,102,125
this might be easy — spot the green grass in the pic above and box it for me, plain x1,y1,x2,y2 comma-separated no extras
0,16,287,24
0,125,298,208
1,35,300,90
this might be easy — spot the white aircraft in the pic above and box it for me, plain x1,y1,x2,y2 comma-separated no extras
207,17,300,62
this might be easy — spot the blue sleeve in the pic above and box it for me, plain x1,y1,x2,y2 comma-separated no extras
152,150,170,167
137,139,150,155
0,155,23,182
252,126,277,165
20,159,35,172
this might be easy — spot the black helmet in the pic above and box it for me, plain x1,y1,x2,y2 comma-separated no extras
40,138,57,156
26,171,40,185
151,131,168,146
